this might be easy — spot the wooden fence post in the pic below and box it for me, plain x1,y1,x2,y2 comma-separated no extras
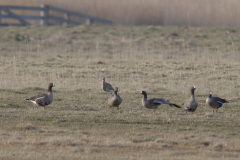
40,4,49,26
64,13,70,24
86,19,94,25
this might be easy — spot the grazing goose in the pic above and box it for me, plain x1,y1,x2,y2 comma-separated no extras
140,91,181,113
108,87,122,109
183,86,198,115
26,83,55,109
206,91,229,112
101,77,114,94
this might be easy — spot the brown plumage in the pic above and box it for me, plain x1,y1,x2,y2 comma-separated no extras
101,77,114,94
206,91,229,112
26,83,55,109
184,86,198,115
107,87,122,109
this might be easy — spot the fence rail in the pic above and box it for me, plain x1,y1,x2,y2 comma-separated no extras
0,5,112,26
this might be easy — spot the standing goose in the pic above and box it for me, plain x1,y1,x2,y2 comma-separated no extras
108,87,122,109
101,77,114,94
206,91,229,112
183,86,198,115
140,91,181,113
26,83,55,109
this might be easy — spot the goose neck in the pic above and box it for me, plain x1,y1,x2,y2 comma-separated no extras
191,89,195,96
143,94,147,100
48,86,52,92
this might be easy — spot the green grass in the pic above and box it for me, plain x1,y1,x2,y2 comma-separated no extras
0,25,240,159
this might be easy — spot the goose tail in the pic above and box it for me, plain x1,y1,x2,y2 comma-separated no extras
170,103,181,108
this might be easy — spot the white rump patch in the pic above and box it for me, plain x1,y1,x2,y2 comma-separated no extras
217,101,226,106
30,100,37,105
31,97,45,104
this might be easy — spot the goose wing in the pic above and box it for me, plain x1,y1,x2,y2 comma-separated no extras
26,93,48,106
213,97,229,107
154,98,181,108
105,83,114,91
153,98,170,104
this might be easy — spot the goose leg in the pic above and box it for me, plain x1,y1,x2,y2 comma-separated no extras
185,111,187,115
117,106,119,110
153,110,156,114
43,106,45,109
213,108,215,112
216,109,218,112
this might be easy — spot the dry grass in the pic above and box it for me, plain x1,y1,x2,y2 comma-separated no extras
0,25,240,159
2,0,240,26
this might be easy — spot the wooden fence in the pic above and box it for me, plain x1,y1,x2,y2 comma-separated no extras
0,5,112,26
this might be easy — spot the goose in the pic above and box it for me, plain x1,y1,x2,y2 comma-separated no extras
183,86,198,115
26,83,55,109
140,91,181,113
108,87,122,109
101,77,114,94
206,91,228,112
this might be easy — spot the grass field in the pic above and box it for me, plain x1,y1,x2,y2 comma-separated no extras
0,25,240,159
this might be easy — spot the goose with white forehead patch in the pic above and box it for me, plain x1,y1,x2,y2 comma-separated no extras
206,91,229,112
140,91,181,113
183,86,198,115
26,83,55,109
